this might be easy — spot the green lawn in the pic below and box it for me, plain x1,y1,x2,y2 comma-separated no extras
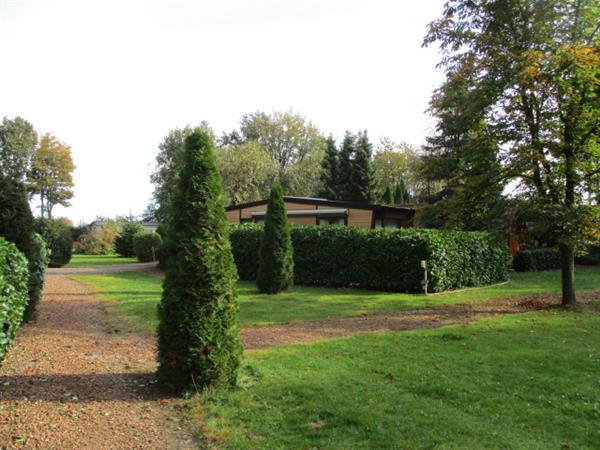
192,304,600,449
66,254,138,267
71,266,600,331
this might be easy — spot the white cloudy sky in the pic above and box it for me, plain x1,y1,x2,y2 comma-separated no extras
0,0,446,223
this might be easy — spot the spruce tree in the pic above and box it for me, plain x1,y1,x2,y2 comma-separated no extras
156,129,241,392
351,131,373,203
257,183,294,294
337,132,356,201
394,179,411,204
382,185,394,204
317,136,339,199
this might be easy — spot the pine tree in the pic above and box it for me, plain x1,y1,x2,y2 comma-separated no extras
317,136,339,199
156,129,241,392
257,183,294,294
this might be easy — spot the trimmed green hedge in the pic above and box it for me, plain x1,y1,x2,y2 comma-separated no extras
0,237,29,364
230,224,509,293
513,248,562,272
24,233,48,322
133,232,162,262
35,218,73,267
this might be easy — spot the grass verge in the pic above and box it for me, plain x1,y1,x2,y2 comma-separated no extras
67,254,138,267
72,267,600,330
191,304,600,449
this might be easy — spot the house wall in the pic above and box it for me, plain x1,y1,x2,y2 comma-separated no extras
347,208,373,228
228,202,376,228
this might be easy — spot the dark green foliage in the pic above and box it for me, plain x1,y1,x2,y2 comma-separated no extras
155,224,170,270
338,131,373,202
133,232,162,262
394,179,411,204
231,224,508,293
317,136,340,199
0,176,34,258
513,249,562,272
115,222,144,257
382,185,394,204
0,237,29,364
34,218,73,267
157,129,241,392
257,183,294,294
24,233,48,322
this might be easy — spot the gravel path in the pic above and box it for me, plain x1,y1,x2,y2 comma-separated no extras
47,263,158,276
0,276,194,449
241,290,600,349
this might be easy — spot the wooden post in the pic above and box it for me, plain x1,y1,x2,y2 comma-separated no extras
420,260,428,295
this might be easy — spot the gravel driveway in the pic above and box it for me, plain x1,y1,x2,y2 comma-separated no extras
0,275,194,449
46,262,158,276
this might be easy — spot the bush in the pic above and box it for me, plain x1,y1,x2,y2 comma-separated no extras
115,222,144,257
24,233,48,322
230,225,509,293
35,218,73,267
157,129,241,392
0,176,34,259
513,248,562,272
257,183,294,294
155,224,169,270
73,220,118,255
0,237,29,364
133,232,162,262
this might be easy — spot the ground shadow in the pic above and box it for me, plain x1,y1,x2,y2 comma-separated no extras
0,372,174,403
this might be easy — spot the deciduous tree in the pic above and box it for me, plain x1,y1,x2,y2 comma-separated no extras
0,116,37,183
28,134,75,218
424,0,600,305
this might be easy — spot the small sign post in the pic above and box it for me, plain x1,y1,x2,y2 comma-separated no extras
420,260,428,295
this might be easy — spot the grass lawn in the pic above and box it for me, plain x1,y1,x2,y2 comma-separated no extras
71,266,600,331
190,303,600,449
66,254,138,267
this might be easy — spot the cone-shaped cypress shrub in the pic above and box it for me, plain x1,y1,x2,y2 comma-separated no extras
156,129,241,392
257,183,294,294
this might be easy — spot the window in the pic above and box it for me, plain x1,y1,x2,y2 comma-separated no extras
318,217,345,226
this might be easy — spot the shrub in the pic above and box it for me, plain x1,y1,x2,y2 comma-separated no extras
24,233,48,322
73,220,118,255
35,218,73,267
0,237,29,364
115,222,144,257
230,225,509,293
155,224,169,270
513,248,562,272
257,183,294,294
157,129,241,392
0,176,34,259
133,232,162,262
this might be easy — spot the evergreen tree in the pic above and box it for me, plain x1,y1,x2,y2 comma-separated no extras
156,129,241,392
382,185,394,204
350,131,373,202
337,131,373,203
114,221,144,257
317,136,339,199
394,179,411,204
257,183,294,294
337,132,356,201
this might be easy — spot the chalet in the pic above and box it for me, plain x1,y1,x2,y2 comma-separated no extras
225,197,415,229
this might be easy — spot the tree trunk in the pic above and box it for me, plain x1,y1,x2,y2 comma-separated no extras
560,243,576,306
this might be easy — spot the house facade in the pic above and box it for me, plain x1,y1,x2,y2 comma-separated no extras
225,197,415,229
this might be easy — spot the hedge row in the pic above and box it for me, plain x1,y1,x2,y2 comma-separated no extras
25,233,48,322
513,248,562,272
0,238,29,364
229,224,509,293
133,232,162,262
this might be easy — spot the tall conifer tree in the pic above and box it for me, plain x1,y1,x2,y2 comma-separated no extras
317,136,339,199
257,183,294,294
156,129,241,391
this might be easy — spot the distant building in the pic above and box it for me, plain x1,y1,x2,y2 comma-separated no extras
225,196,415,229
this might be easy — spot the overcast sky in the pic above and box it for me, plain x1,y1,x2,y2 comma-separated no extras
1,0,446,223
